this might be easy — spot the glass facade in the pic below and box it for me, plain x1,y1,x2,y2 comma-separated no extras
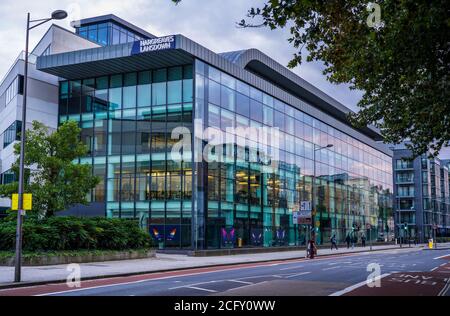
75,22,146,46
59,65,194,248
192,60,393,248
58,59,393,249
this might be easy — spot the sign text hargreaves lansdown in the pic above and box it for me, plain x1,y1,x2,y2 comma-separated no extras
131,35,176,55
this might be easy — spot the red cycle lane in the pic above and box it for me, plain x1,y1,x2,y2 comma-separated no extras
345,261,450,296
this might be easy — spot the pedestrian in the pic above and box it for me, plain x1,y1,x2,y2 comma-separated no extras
351,235,356,249
308,236,317,259
345,234,351,249
361,235,366,247
330,234,338,250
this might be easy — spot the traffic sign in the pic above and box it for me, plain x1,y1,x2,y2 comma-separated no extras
23,194,32,210
11,193,32,211
300,201,311,211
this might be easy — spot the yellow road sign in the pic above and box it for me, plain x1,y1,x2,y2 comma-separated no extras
11,194,18,210
11,193,32,211
23,194,32,210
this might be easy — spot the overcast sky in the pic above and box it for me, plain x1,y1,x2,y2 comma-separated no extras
1,0,449,158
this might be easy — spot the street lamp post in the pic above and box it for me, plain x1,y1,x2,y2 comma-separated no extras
14,10,67,283
311,144,333,244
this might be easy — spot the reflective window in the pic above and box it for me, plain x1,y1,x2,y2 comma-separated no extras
2,121,22,148
236,93,250,117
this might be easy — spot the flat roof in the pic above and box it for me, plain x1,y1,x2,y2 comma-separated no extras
36,34,391,156
71,14,156,39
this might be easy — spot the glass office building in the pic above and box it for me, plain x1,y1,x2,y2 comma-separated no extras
37,16,394,250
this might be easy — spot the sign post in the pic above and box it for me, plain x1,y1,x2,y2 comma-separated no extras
366,223,372,251
297,202,312,247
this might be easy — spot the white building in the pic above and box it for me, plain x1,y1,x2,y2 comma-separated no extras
0,24,99,215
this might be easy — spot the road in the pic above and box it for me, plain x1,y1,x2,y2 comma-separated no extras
1,247,449,296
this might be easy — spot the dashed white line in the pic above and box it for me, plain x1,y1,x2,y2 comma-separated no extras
431,266,439,272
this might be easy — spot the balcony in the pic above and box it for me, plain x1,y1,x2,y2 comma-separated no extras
395,179,415,184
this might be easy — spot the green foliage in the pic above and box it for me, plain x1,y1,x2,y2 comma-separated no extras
0,217,152,251
173,0,449,157
0,121,99,217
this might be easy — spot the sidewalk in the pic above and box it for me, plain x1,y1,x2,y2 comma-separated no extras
0,243,425,288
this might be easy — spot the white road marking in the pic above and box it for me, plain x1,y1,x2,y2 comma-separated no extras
279,266,303,271
322,266,341,271
228,280,253,285
186,286,218,293
329,273,391,296
285,272,311,278
438,278,450,296
430,267,439,272
223,281,268,292
433,254,450,260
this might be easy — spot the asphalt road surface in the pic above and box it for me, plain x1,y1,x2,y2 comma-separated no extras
1,247,449,296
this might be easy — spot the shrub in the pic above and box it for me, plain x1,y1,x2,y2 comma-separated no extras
0,216,151,251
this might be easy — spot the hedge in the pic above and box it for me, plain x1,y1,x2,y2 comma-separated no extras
0,217,151,251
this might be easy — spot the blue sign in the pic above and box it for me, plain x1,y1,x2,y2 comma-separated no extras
131,35,176,55
165,225,180,242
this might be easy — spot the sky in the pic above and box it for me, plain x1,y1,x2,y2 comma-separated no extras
1,0,449,158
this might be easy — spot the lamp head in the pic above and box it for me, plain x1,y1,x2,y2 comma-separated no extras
51,10,68,20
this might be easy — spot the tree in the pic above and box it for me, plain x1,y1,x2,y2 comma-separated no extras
0,121,99,218
173,0,450,157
